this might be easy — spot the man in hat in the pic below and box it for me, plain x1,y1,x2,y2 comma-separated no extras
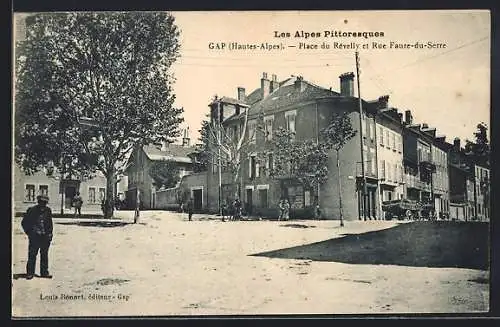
21,195,54,279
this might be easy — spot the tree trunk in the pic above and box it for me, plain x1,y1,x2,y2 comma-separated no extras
104,173,116,219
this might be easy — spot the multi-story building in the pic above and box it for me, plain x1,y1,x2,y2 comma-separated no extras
401,110,450,218
373,97,405,219
124,130,195,210
448,138,476,221
473,163,490,221
203,72,387,220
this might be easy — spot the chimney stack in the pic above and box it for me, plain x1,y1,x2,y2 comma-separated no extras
270,74,279,92
453,137,461,150
182,127,191,147
378,95,390,108
404,110,413,125
339,72,355,97
237,87,246,102
294,76,306,92
261,72,271,98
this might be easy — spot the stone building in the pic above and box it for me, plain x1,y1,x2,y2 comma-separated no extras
202,72,389,220
124,130,195,210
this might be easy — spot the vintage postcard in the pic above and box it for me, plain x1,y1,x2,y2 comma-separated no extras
12,10,490,317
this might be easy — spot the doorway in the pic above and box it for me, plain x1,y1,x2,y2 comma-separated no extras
246,188,253,215
192,189,202,210
64,186,77,209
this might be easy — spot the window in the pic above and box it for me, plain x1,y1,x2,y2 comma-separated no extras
379,126,384,145
369,121,374,140
99,188,106,202
264,116,274,141
392,132,396,149
39,184,49,197
362,117,367,136
285,110,296,137
88,187,97,204
248,120,257,144
266,153,274,174
249,155,257,178
25,184,36,202
394,163,398,182
385,130,389,147
380,160,386,179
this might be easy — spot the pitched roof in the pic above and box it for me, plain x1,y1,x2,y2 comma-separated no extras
142,144,196,163
218,96,249,107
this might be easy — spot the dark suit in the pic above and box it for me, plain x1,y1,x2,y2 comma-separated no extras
22,205,53,276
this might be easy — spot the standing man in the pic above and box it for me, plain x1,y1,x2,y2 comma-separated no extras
186,197,194,221
134,189,141,224
21,195,53,279
72,192,83,218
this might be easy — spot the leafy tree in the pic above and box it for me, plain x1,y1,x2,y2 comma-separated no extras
267,128,329,192
320,112,357,226
188,118,211,172
465,122,490,167
201,99,254,200
14,12,183,219
149,160,181,190
267,112,356,223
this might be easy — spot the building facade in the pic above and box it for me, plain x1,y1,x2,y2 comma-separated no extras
202,72,388,220
13,164,108,215
124,136,195,210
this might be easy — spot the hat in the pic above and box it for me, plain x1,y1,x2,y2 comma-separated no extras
37,195,49,202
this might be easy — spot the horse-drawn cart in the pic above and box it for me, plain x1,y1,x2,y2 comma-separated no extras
382,199,436,220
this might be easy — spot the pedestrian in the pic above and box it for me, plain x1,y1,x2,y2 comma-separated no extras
315,203,322,220
221,200,228,222
186,197,194,221
134,189,141,224
278,199,284,221
233,198,242,221
72,192,83,218
283,199,290,221
21,195,53,279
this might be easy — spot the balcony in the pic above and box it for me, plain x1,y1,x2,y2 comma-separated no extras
419,159,436,172
405,174,431,191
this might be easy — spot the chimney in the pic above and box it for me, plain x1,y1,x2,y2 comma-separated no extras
339,72,355,97
404,110,413,125
270,74,279,92
453,137,461,150
422,123,429,129
294,76,306,92
237,87,246,102
261,72,271,98
378,95,389,108
397,113,403,124
182,127,191,147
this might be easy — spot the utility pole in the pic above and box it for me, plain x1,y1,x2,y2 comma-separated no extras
217,101,223,218
356,51,368,221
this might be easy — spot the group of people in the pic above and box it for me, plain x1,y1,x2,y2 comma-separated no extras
221,198,243,222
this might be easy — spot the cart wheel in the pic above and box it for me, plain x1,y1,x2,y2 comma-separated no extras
405,210,412,220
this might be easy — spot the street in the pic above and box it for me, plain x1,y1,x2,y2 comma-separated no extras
12,211,489,316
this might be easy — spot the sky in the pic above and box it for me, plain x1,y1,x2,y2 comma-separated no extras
170,10,490,145
13,10,490,146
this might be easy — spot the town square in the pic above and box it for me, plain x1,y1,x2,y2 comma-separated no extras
12,11,490,317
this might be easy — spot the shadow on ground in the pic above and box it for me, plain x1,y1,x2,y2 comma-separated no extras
280,223,316,229
251,221,489,270
55,221,130,228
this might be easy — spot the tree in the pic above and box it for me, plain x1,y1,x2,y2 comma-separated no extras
320,112,357,226
267,128,329,192
465,122,490,167
14,12,183,219
149,160,181,190
200,99,255,201
188,118,211,173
